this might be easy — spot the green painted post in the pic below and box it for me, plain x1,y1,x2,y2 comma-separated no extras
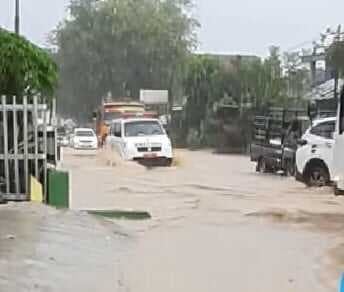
48,170,69,208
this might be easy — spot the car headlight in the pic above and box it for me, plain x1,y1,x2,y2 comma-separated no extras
165,139,172,149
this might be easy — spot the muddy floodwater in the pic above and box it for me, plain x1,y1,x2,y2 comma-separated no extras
2,148,344,291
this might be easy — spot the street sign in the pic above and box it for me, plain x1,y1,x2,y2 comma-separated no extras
301,53,325,63
140,90,169,105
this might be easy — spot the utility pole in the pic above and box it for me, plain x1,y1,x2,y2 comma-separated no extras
15,0,20,34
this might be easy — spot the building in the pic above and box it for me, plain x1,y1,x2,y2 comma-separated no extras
306,78,344,111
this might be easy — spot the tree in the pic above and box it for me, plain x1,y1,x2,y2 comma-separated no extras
235,47,284,111
0,28,58,99
52,0,198,120
0,29,58,162
184,55,220,125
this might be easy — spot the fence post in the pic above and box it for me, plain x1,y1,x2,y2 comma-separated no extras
33,96,38,178
43,100,47,203
2,96,9,195
23,96,29,197
13,96,20,195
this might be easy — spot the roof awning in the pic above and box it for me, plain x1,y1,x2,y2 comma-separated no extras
306,79,344,101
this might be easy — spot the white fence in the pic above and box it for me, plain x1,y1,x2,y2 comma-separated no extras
0,96,54,202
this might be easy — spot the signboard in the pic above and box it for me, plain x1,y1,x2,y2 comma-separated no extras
140,90,169,105
301,53,325,63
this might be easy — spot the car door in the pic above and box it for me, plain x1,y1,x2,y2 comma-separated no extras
305,120,335,175
113,122,124,158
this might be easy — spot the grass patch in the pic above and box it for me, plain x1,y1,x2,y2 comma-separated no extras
88,210,151,220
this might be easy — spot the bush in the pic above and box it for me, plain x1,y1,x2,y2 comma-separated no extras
0,29,58,98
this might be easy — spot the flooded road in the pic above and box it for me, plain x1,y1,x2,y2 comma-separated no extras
0,203,131,292
64,148,344,291
2,148,344,291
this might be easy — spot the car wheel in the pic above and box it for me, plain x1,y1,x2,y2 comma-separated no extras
257,158,268,173
334,185,344,196
306,166,329,187
285,160,296,177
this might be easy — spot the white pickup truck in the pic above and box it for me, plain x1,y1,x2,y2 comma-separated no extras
295,117,336,187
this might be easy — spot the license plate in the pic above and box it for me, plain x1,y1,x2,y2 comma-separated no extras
144,153,157,158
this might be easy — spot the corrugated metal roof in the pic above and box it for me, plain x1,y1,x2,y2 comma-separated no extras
306,78,344,101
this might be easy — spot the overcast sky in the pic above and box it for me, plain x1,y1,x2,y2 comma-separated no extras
0,0,344,56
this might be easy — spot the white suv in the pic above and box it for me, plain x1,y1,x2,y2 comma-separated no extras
295,117,336,187
106,118,173,166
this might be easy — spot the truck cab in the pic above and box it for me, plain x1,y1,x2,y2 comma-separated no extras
295,117,336,186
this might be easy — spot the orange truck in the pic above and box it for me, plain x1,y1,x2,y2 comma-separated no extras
95,101,157,146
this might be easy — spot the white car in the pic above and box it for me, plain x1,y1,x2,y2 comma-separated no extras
73,128,98,150
295,117,336,187
106,118,173,166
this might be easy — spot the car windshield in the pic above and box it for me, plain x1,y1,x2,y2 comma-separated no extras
125,121,164,137
75,130,94,137
301,120,312,135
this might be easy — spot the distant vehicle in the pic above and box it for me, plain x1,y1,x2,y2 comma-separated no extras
69,134,75,147
57,135,69,147
95,100,158,146
295,117,336,187
250,108,310,175
106,118,173,166
73,128,98,150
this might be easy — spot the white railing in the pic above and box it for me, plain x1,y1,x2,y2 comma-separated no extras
0,96,56,202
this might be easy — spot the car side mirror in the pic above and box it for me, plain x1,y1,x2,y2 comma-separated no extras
307,102,317,121
297,139,308,146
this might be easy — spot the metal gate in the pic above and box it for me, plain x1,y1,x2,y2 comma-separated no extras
0,96,50,202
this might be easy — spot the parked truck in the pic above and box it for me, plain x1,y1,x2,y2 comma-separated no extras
250,108,311,175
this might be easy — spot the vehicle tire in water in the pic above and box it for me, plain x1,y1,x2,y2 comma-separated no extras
306,165,329,187
257,158,268,173
285,160,296,177
166,158,173,167
334,185,344,196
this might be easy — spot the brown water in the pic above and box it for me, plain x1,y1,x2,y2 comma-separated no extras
1,148,344,291
0,203,132,292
